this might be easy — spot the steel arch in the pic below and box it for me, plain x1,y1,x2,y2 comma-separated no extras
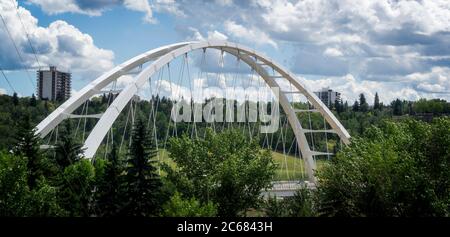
35,40,351,183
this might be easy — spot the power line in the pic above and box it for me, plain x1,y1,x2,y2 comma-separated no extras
0,66,16,93
0,11,36,89
10,0,43,70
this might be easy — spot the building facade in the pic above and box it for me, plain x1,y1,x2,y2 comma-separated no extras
37,66,71,101
314,88,341,108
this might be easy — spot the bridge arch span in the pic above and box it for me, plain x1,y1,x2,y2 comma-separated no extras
35,40,351,183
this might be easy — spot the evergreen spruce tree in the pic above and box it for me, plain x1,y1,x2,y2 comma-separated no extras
12,92,19,106
53,122,92,216
352,100,359,112
95,142,123,216
374,92,380,110
392,98,403,116
359,93,368,112
54,122,84,170
30,94,37,107
13,114,44,189
121,119,163,216
334,99,343,114
101,93,107,104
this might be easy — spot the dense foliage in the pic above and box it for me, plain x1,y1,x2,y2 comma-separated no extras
0,93,449,217
316,118,450,217
164,129,277,217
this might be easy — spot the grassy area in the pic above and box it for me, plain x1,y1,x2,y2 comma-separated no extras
271,151,327,181
155,148,327,181
156,149,176,169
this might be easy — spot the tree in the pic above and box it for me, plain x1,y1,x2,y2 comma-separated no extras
334,99,343,114
352,100,359,112
265,187,315,217
12,92,19,106
57,159,95,217
359,93,368,112
101,93,107,104
13,114,45,189
30,94,37,107
121,119,163,216
166,129,277,217
374,92,380,110
392,98,403,116
265,195,288,217
0,152,64,216
94,142,124,216
316,119,450,217
162,192,217,217
53,122,84,170
343,101,349,112
285,188,315,217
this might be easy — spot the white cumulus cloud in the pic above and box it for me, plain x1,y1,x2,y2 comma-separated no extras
0,0,114,77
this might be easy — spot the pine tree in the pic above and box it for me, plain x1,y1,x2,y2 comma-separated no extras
374,92,380,110
392,98,403,116
352,100,359,112
54,122,84,170
95,142,123,216
30,94,37,107
121,119,162,216
335,99,343,114
13,114,44,189
12,92,19,106
44,100,49,112
101,93,107,104
359,93,368,112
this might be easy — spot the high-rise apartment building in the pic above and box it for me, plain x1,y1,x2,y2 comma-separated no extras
37,66,71,101
314,88,341,108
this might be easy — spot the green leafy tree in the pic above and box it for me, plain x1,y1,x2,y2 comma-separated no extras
285,188,315,217
166,129,276,217
162,192,217,217
316,118,450,217
57,159,95,217
121,119,163,216
264,196,288,217
264,188,315,217
0,152,64,216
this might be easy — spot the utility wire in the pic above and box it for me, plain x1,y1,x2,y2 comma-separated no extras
0,66,16,93
0,11,36,89
10,0,42,70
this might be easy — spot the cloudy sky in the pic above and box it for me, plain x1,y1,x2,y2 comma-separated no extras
0,0,449,103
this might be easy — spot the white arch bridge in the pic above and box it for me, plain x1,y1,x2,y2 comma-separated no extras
35,41,351,183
